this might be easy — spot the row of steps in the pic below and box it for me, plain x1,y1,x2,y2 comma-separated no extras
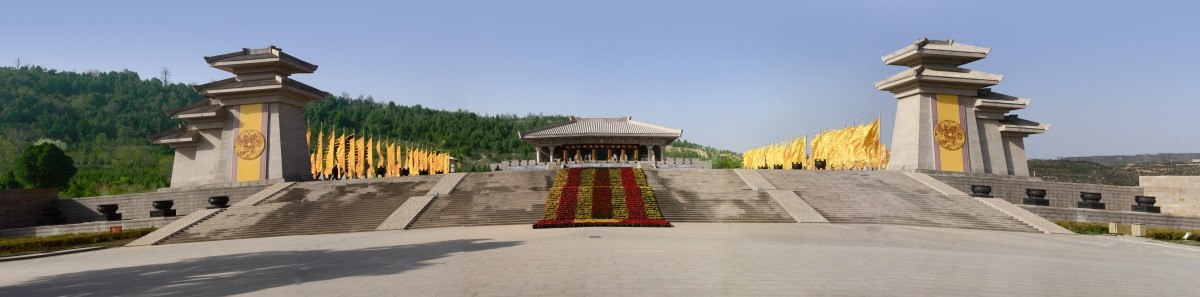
759,170,1040,233
647,169,796,223
408,171,553,229
159,176,439,244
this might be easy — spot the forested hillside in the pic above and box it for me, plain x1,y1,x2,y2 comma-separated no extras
0,66,575,197
0,66,195,197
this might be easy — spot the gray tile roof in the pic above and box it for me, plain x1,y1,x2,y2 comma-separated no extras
520,117,682,139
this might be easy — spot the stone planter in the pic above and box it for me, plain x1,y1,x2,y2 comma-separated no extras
38,208,67,225
42,208,64,217
791,163,803,170
152,200,174,210
773,164,783,170
1132,195,1160,213
96,204,122,221
151,200,177,217
1077,192,1105,210
969,185,992,198
1023,189,1049,206
814,160,827,170
419,170,430,176
97,204,119,214
208,196,230,209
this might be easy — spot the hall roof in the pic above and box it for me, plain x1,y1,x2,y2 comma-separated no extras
519,117,682,139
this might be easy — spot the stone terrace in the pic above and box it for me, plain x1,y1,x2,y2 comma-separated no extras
408,171,555,229
760,170,1040,232
647,169,796,223
159,176,439,244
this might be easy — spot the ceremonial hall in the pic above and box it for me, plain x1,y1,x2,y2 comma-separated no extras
518,117,682,163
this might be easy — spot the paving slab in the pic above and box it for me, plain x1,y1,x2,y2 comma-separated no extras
6,223,1199,296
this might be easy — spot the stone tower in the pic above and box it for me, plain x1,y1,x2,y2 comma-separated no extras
150,46,327,188
874,38,1048,176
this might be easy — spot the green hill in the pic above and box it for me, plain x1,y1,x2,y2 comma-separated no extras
0,66,574,197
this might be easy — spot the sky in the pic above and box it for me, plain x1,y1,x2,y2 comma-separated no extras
2,1,1197,159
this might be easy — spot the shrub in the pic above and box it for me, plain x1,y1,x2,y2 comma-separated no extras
0,227,156,255
1054,221,1108,235
1147,228,1200,242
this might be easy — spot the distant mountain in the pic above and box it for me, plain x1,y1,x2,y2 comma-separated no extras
1059,153,1200,167
1029,158,1200,186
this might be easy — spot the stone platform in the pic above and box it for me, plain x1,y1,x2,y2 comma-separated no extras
2,223,1197,296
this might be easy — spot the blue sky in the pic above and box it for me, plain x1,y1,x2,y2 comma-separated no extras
2,1,1197,158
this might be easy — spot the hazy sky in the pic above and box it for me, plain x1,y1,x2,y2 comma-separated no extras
2,1,1197,158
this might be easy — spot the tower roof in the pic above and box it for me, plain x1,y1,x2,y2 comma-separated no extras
192,75,327,99
974,89,1030,113
203,46,318,75
882,38,990,67
999,115,1050,135
873,65,1003,93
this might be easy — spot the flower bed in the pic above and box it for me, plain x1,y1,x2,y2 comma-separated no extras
533,167,671,228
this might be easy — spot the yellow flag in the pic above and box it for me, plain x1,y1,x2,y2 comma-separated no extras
313,130,324,178
357,137,366,178
367,138,375,178
324,131,335,177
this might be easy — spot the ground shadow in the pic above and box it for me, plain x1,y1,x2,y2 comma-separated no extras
0,238,521,296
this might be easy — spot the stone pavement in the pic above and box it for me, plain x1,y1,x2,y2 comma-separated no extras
2,224,1198,296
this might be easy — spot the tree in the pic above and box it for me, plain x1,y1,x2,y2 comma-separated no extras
160,67,171,86
0,172,20,189
13,142,77,189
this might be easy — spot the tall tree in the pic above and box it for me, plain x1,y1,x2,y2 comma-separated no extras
13,142,77,189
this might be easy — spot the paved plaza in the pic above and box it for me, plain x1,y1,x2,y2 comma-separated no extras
2,223,1199,296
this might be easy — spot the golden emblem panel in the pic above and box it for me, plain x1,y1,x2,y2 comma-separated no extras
235,129,266,160
934,120,965,151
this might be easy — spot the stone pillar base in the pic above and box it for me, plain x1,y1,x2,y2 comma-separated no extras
1130,205,1161,213
1077,202,1105,210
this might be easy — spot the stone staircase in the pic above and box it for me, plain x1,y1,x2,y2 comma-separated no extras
647,169,796,223
408,171,553,229
158,176,439,244
759,170,1040,233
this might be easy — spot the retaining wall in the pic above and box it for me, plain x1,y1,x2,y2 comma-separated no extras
1019,205,1200,231
1140,176,1200,217
0,189,58,229
56,185,267,224
0,217,176,238
925,170,1144,211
